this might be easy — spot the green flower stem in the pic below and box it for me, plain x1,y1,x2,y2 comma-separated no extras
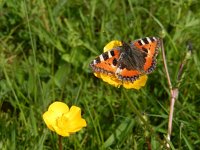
123,90,168,149
59,135,62,150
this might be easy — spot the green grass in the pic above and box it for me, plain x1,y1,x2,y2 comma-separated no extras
1,0,200,149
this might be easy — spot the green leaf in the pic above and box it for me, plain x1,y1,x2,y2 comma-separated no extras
103,117,135,148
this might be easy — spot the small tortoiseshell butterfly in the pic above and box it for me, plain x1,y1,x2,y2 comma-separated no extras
90,37,161,82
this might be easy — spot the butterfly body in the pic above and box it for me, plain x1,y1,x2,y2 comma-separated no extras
90,37,161,82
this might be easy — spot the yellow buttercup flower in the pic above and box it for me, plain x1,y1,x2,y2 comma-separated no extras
103,40,122,52
94,40,148,89
43,101,87,137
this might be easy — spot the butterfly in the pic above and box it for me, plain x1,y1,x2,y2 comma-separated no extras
90,37,161,82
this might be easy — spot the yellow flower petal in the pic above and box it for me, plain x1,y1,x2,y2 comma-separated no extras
103,40,122,52
122,75,148,89
48,101,69,114
43,102,87,137
94,73,121,88
93,40,148,89
54,116,70,136
63,106,87,132
54,106,87,136
95,72,148,89
43,111,57,131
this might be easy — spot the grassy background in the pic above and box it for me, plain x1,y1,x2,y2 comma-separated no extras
0,0,200,149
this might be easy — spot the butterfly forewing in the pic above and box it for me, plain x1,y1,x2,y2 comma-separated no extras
90,49,121,75
130,37,160,74
90,37,161,82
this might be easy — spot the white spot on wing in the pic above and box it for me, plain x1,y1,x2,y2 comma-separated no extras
140,39,145,45
115,68,122,75
108,51,112,58
147,37,151,43
93,60,97,65
153,37,157,41
99,54,104,62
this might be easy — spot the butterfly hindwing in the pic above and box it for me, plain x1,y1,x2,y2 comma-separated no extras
114,42,144,81
90,37,161,82
130,37,160,74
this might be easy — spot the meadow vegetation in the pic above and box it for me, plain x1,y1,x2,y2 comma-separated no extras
0,0,200,149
